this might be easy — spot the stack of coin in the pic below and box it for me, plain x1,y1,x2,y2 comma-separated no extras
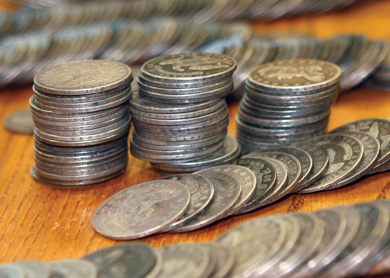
366,51,390,91
130,52,240,172
236,59,341,152
30,60,133,186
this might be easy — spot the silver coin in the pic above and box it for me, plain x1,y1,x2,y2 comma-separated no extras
302,134,364,192
203,243,235,278
18,261,50,278
266,146,313,191
230,158,277,214
48,260,97,278
4,109,34,134
154,244,215,278
330,118,390,170
245,152,301,197
161,174,215,231
0,265,24,278
83,243,157,278
173,169,241,232
34,60,133,95
330,131,380,188
141,52,236,83
214,216,300,278
293,142,329,191
92,180,190,239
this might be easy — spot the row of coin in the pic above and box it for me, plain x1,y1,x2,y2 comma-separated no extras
130,52,240,172
0,17,388,93
30,60,133,186
92,118,390,239
3,199,390,278
8,0,364,34
237,59,341,151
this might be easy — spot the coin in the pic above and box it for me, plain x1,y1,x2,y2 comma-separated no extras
229,158,277,214
17,261,50,278
153,244,215,278
48,260,97,278
302,134,364,192
4,109,34,134
161,174,215,231
173,169,241,232
92,180,190,239
0,265,24,278
83,243,157,278
203,243,235,278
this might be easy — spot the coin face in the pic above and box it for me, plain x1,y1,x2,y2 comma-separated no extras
34,60,133,95
141,52,237,82
92,180,190,239
83,243,157,278
161,174,215,230
173,169,241,232
0,265,24,278
248,59,341,91
330,118,390,168
154,244,215,278
230,158,277,214
303,134,364,192
203,243,235,278
48,260,97,278
4,109,34,134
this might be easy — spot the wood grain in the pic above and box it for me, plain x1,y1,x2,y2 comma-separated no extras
0,2,390,276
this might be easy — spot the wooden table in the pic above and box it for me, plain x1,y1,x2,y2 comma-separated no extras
1,0,390,274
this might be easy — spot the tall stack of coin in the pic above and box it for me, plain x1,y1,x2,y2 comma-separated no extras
130,52,240,172
237,59,341,152
30,60,133,186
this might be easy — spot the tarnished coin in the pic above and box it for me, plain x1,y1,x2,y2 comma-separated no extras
293,142,329,192
205,165,256,216
302,134,364,192
267,146,313,191
34,60,133,95
154,244,216,278
247,59,341,92
141,52,237,83
83,243,157,278
329,131,380,188
4,109,34,134
214,216,300,278
330,118,390,171
92,180,190,239
18,261,50,278
0,265,24,278
203,243,235,278
173,168,241,232
245,152,301,197
161,174,215,231
230,158,277,214
48,260,97,278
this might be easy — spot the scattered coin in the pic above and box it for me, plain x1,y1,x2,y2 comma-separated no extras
18,261,50,278
4,109,34,134
92,180,190,240
0,265,24,278
48,260,97,278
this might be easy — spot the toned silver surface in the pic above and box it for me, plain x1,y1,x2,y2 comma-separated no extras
204,243,235,278
18,261,50,278
92,180,190,239
48,260,97,278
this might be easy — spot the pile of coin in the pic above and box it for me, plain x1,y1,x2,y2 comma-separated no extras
130,52,240,172
237,59,341,152
366,51,390,91
30,60,133,186
7,200,390,277
92,118,390,238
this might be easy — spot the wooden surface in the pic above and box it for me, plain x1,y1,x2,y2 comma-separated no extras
1,0,390,271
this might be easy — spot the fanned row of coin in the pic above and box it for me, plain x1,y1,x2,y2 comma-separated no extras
5,199,390,277
30,60,133,186
130,53,240,172
92,118,390,240
0,16,388,93
8,0,364,34
237,59,341,151
366,49,390,91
